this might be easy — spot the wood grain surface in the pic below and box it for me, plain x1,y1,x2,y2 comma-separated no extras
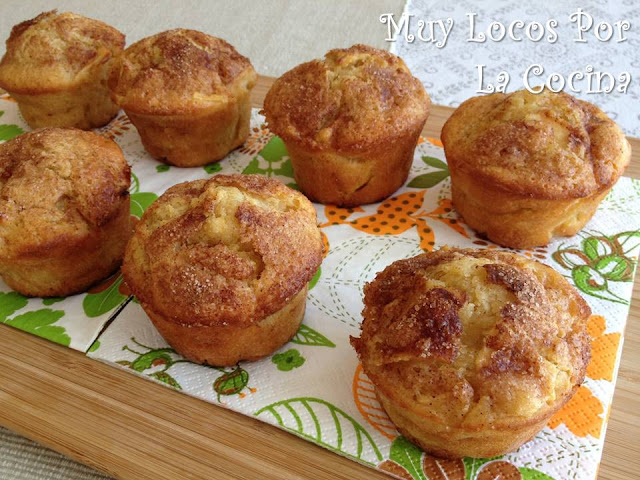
0,75,638,480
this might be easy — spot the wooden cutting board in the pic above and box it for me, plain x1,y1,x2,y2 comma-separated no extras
0,75,638,480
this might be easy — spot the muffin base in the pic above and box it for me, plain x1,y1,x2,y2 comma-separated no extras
376,385,571,459
9,60,119,130
0,202,132,297
285,129,422,207
451,170,611,249
125,91,252,168
142,286,308,366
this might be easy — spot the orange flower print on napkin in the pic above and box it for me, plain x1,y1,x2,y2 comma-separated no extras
352,364,397,440
586,315,621,381
322,191,467,251
239,122,273,156
320,230,330,258
548,315,620,438
548,385,603,438
426,137,443,147
378,455,466,480
416,135,444,147
378,436,466,480
97,113,131,141
415,135,443,147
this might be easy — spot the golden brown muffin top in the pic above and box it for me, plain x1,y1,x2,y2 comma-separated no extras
123,174,322,327
351,248,591,427
263,44,430,153
442,89,630,200
0,10,124,93
0,128,131,259
108,29,256,115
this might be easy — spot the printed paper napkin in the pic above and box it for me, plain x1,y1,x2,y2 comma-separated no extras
87,108,640,480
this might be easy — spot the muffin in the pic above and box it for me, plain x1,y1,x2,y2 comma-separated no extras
0,128,132,297
108,29,257,167
441,89,631,249
0,10,124,129
351,248,591,458
122,174,323,366
263,44,430,207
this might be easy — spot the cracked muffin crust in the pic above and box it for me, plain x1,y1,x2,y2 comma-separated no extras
122,174,323,365
0,128,132,296
351,248,591,458
0,10,124,129
442,89,631,248
108,29,257,167
263,44,430,206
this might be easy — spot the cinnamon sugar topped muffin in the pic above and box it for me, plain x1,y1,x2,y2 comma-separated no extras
0,128,131,297
265,44,429,152
122,174,323,365
0,10,124,129
263,44,430,206
351,248,591,458
109,29,257,167
442,89,631,248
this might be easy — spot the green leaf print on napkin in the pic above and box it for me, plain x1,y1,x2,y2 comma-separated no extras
156,164,170,173
129,349,175,372
203,162,222,174
519,467,556,480
0,124,23,141
150,371,182,389
3,309,70,346
243,136,294,180
408,156,450,188
0,291,28,321
463,457,497,480
308,267,321,290
272,348,305,371
118,337,189,390
255,397,382,465
131,192,158,218
553,231,640,305
290,324,335,348
130,172,158,218
389,436,428,480
42,297,66,305
213,365,253,401
0,111,23,141
420,156,448,170
0,292,70,346
83,275,127,318
380,440,549,480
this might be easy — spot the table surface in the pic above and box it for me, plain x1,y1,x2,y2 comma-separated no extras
0,75,638,480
